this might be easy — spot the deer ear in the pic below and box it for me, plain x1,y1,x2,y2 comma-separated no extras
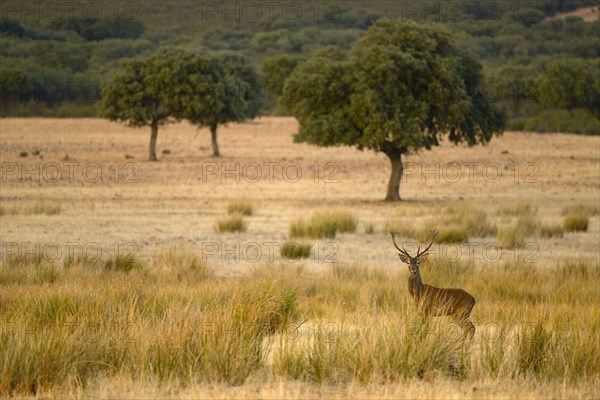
418,254,429,263
398,253,411,264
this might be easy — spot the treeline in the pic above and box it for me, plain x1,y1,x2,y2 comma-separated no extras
0,0,599,134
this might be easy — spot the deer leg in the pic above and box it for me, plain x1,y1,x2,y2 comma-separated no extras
452,299,475,339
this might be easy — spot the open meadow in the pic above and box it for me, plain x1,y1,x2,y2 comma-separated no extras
0,117,599,398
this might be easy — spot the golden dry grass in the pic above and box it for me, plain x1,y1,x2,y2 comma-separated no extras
1,117,599,398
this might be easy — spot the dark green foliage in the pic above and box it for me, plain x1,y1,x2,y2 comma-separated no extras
0,19,25,37
262,54,304,113
98,48,224,160
283,20,507,200
537,58,600,118
50,18,145,41
187,54,261,156
2,0,599,124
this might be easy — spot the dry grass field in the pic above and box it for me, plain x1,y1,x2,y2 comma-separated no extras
1,118,599,399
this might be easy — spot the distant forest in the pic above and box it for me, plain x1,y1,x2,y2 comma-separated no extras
1,0,599,134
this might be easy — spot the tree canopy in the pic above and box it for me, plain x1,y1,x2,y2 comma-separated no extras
98,48,224,161
98,49,261,160
537,58,600,118
283,20,507,201
186,53,262,156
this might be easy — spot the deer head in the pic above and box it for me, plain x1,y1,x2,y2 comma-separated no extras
388,228,438,275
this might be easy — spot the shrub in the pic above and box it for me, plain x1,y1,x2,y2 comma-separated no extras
563,213,589,232
280,242,312,260
216,214,248,233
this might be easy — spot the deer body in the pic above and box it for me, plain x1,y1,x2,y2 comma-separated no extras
390,229,476,338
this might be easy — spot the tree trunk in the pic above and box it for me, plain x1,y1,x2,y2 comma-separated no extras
385,152,403,201
210,124,220,157
149,120,159,161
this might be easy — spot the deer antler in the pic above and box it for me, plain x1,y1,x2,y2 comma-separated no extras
417,229,438,258
388,227,412,258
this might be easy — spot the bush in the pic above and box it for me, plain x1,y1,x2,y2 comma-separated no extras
563,213,589,232
280,242,312,260
216,214,248,233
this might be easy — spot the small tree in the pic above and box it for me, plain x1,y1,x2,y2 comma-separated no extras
99,48,223,161
537,58,600,118
283,20,507,201
188,54,261,156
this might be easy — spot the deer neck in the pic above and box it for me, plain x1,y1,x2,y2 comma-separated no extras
408,271,424,301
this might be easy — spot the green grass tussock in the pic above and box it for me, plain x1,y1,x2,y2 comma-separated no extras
0,201,61,216
227,200,253,216
216,214,248,233
280,242,312,260
563,213,589,232
539,224,564,238
290,211,358,239
497,215,540,248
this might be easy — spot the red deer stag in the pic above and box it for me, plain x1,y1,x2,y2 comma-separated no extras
388,229,476,338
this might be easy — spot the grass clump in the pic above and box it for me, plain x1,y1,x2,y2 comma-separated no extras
227,200,253,216
290,211,357,239
364,223,375,234
155,246,212,281
563,213,589,232
539,224,564,238
281,242,312,260
497,215,540,249
497,203,537,217
104,253,143,272
422,206,497,242
0,202,61,216
216,214,248,233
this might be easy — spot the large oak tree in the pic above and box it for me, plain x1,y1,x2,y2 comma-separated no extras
283,20,507,201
